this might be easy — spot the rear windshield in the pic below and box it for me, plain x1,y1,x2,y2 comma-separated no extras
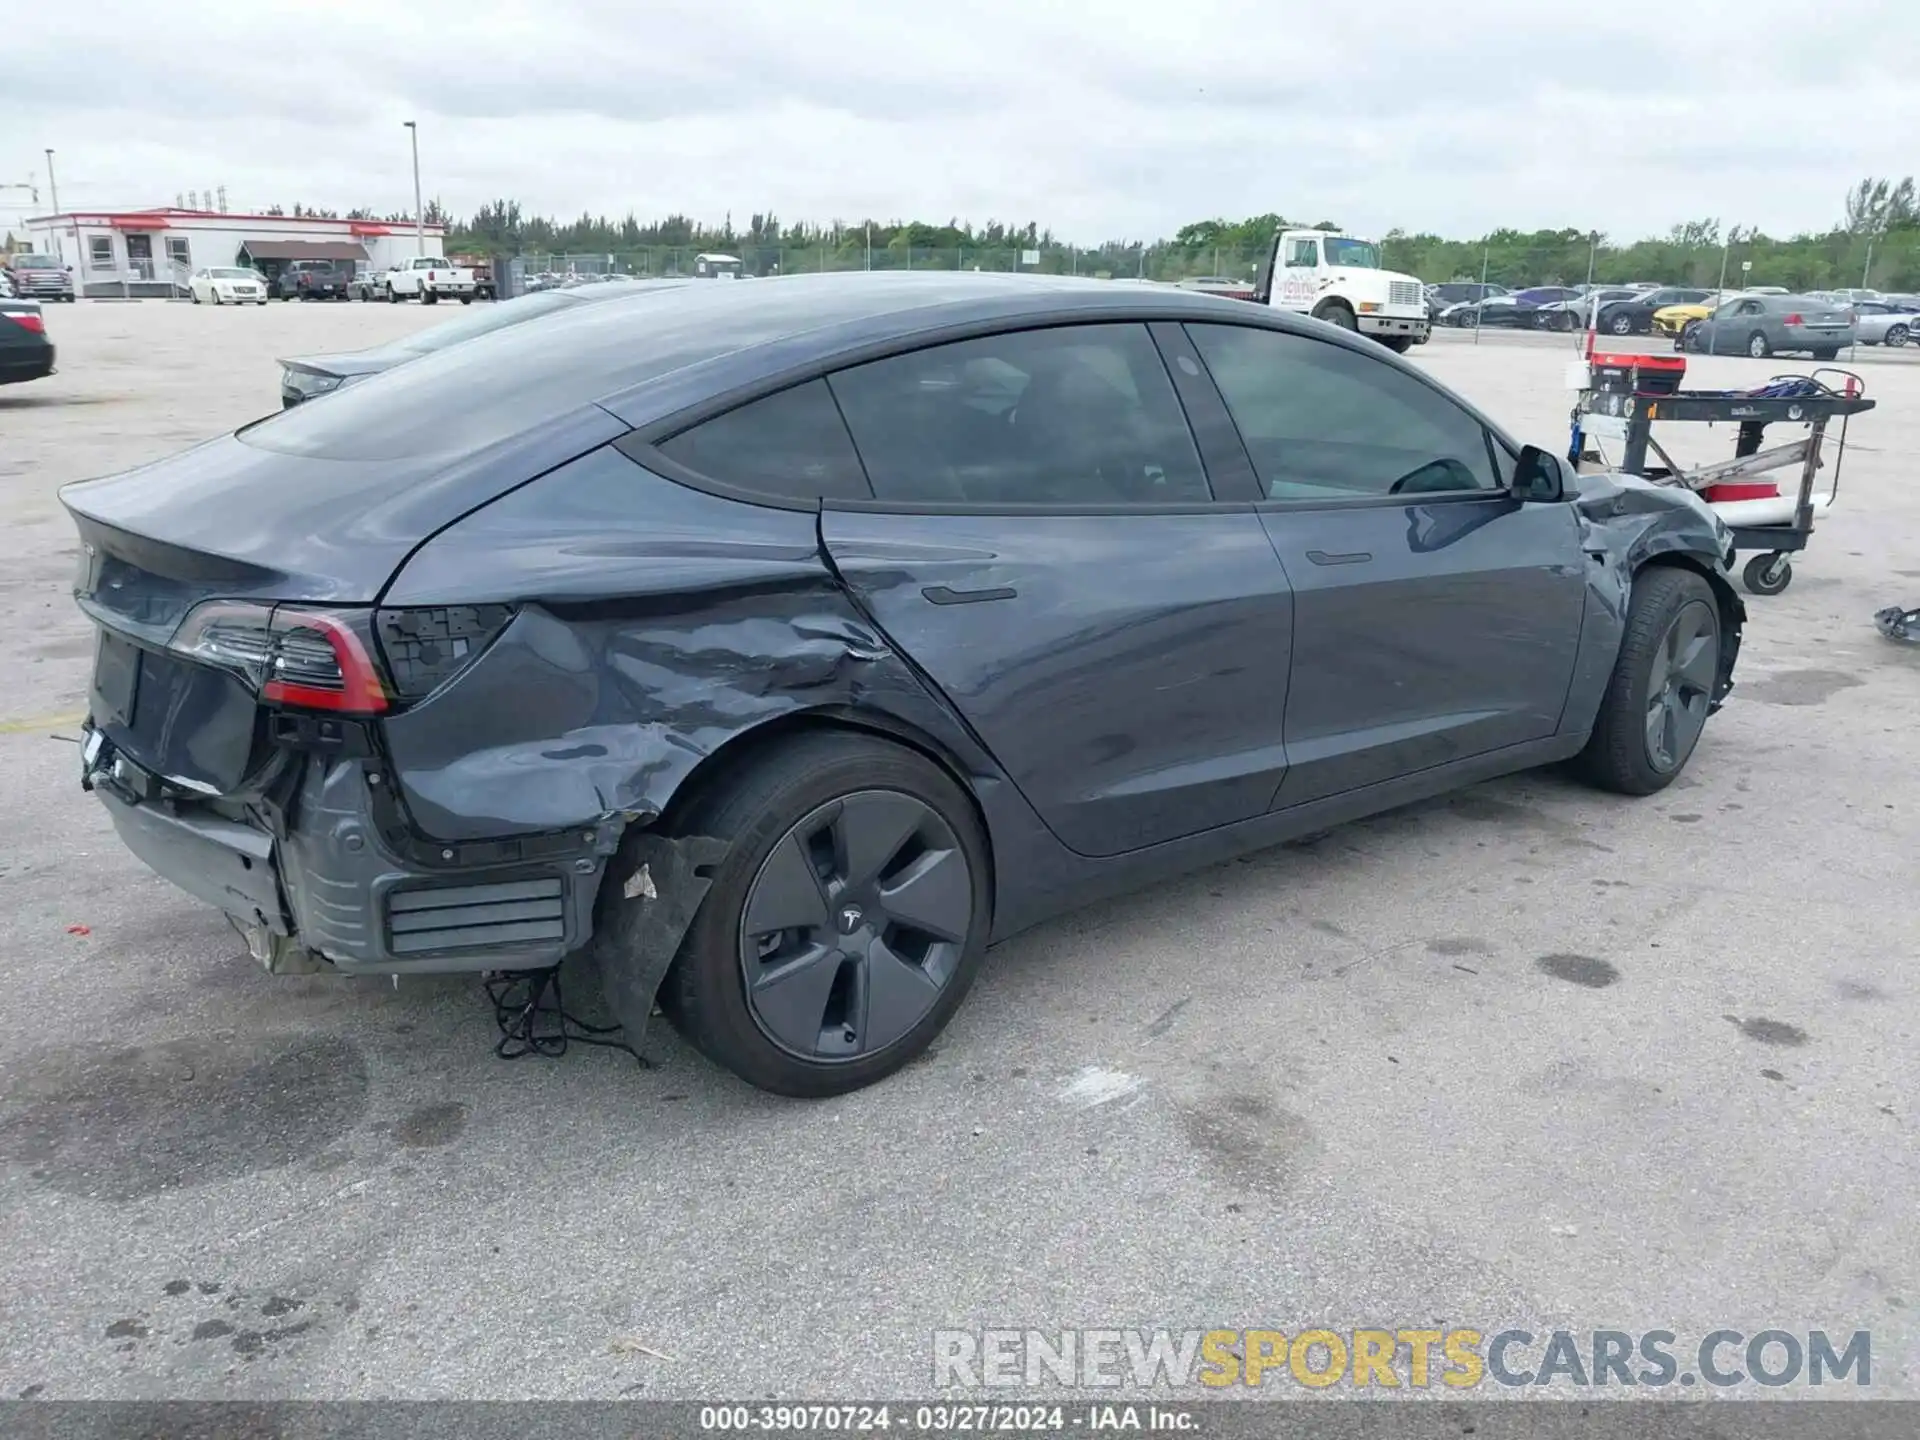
398,289,578,354
236,280,883,462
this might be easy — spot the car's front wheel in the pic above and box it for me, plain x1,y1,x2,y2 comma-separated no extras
1576,567,1722,796
659,731,992,1097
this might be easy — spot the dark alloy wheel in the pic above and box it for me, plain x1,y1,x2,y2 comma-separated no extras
1609,311,1635,335
1576,568,1722,795
739,791,971,1064
657,732,991,1096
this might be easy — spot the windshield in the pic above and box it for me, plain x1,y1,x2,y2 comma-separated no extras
14,255,62,269
1321,238,1381,270
400,289,577,353
210,268,257,280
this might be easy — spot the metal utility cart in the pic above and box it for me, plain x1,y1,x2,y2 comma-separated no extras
1571,356,1874,596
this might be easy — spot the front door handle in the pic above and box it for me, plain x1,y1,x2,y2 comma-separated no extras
923,585,1018,605
1305,549,1372,566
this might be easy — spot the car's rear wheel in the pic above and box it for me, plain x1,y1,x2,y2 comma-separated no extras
1811,346,1839,360
1379,336,1414,354
659,732,992,1097
1609,312,1634,335
1576,567,1722,796
1747,331,1770,358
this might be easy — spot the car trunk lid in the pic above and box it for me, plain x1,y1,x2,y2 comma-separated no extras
62,406,627,796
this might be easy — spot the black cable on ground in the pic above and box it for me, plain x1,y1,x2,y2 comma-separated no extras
483,966,651,1066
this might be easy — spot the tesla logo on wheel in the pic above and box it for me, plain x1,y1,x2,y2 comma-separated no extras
838,906,864,934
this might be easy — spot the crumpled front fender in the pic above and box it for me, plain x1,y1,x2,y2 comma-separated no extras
1561,471,1747,729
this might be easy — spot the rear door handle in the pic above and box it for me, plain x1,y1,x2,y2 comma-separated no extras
1305,549,1372,566
923,585,1018,605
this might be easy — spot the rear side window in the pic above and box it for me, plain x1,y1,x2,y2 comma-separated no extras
1188,322,1501,500
657,379,871,501
827,324,1210,507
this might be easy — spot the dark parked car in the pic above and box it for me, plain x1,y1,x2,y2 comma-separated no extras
278,279,688,405
1683,293,1855,359
1442,289,1576,328
62,274,1744,1097
1593,287,1715,337
0,296,55,385
6,253,76,302
1533,288,1643,332
1426,281,1507,323
277,260,350,300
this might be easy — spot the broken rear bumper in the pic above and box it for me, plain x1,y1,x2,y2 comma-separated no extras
84,728,611,975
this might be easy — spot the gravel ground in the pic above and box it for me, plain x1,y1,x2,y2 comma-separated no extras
0,300,1916,1404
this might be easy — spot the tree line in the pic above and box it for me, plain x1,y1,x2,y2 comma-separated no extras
234,176,1920,292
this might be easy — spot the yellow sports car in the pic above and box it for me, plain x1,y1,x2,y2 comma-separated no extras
1653,299,1719,338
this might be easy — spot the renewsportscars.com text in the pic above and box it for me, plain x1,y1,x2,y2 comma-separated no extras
933,1327,1872,1390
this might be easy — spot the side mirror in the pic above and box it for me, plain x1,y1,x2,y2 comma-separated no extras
1512,444,1568,503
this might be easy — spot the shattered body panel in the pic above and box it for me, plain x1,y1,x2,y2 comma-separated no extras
1559,471,1746,733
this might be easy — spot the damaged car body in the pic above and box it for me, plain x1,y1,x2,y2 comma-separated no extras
63,273,1744,1096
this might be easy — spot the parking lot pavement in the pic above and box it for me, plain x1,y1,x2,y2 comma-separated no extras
1,303,1916,1401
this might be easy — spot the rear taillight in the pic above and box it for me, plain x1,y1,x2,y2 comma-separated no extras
5,311,45,334
171,601,388,714
1783,313,1803,326
374,605,515,702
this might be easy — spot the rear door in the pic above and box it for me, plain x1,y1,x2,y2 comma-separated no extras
813,322,1297,858
1184,321,1588,807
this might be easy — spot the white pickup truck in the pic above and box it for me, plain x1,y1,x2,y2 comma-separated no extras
1250,229,1429,352
383,255,477,305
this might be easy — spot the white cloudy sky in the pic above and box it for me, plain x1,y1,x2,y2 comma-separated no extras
6,0,1916,243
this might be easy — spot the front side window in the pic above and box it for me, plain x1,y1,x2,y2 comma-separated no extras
828,324,1209,507
1322,237,1380,269
658,379,870,501
1285,239,1318,268
1188,322,1501,500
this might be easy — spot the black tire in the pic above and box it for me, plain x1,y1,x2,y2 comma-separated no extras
1811,346,1839,360
422,288,439,305
1608,312,1635,335
1575,567,1722,796
1456,309,1479,329
386,285,399,303
1747,331,1770,358
1887,324,1910,347
1312,301,1357,332
658,731,992,1097
1742,552,1792,596
1379,336,1414,354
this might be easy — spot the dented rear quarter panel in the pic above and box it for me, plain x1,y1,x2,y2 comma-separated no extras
377,447,1028,856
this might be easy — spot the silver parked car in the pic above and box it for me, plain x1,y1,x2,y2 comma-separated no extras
1846,299,1920,346
1683,293,1854,359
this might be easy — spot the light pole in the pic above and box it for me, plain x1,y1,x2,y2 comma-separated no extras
43,148,59,214
403,121,424,255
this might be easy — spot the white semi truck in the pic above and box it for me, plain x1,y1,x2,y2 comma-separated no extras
1251,230,1429,352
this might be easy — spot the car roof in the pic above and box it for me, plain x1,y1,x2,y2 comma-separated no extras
241,272,1394,464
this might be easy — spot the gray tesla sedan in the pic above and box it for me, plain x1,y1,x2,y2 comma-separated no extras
64,272,1742,1096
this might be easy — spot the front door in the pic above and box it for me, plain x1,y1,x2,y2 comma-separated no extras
1185,321,1588,807
818,322,1297,858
